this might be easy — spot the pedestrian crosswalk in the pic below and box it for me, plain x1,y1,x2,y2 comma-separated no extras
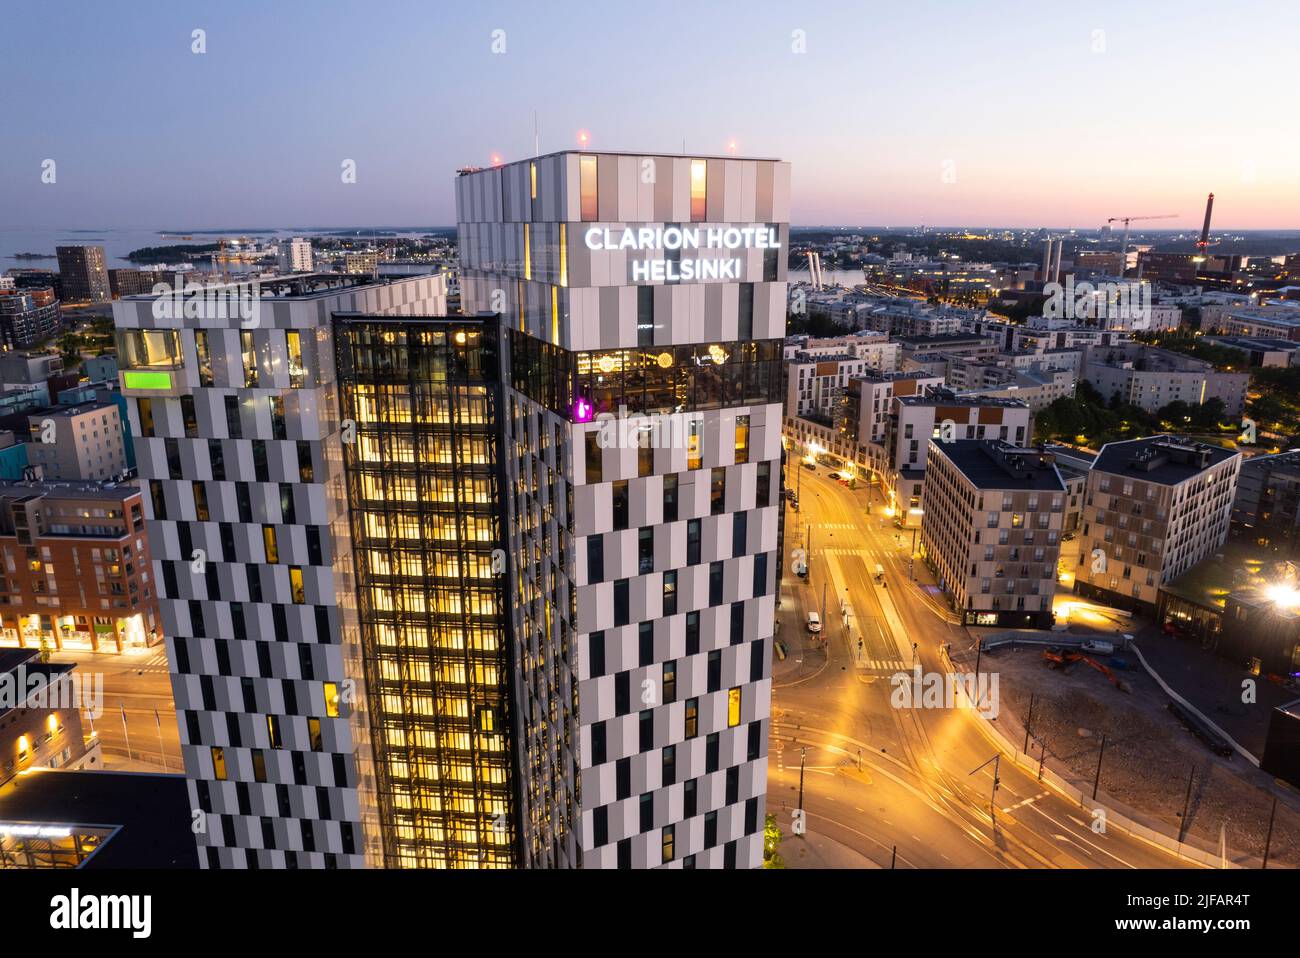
864,658,907,672
821,548,870,557
818,523,858,530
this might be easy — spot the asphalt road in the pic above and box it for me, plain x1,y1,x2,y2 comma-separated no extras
771,464,1191,869
49,646,183,772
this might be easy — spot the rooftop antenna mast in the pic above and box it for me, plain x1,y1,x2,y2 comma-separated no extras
534,111,539,157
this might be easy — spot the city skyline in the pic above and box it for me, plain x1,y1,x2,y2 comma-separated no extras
3,1,1299,230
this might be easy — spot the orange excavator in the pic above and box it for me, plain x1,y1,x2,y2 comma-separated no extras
1042,649,1131,693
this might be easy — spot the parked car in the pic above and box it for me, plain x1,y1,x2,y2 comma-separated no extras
827,471,841,480
806,611,822,634
801,461,816,471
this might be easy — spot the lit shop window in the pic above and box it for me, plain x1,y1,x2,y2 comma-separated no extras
690,159,707,222
579,155,598,221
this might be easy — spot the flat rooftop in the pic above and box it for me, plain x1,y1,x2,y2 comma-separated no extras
1160,540,1295,614
897,390,1030,410
0,479,140,502
1093,435,1238,484
123,272,417,302
0,769,199,868
934,440,1066,491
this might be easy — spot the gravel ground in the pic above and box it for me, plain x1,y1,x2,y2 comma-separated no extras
988,644,1300,867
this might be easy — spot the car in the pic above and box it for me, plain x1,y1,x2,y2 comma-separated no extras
806,611,822,633
801,461,816,471
827,471,841,480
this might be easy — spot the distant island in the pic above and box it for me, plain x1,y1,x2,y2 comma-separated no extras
127,243,222,262
10,252,56,260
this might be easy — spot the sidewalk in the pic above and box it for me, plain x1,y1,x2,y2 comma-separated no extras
778,829,882,869
772,576,830,684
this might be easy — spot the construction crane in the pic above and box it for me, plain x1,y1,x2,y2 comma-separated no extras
1106,214,1178,277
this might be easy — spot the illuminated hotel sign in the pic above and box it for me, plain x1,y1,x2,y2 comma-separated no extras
584,225,780,282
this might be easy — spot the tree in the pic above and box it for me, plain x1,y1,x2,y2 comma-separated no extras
762,813,786,869
1190,397,1227,431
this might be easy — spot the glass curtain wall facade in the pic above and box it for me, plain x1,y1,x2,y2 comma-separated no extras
335,317,517,868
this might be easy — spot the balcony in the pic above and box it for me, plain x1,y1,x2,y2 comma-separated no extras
116,329,188,396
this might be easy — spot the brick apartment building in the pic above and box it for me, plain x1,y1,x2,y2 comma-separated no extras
0,481,159,653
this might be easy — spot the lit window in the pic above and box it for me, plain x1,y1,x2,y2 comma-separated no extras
211,746,227,781
579,155,598,221
286,331,306,388
324,682,340,718
728,687,742,727
559,223,568,287
263,525,278,564
690,159,707,222
735,415,750,464
289,566,305,604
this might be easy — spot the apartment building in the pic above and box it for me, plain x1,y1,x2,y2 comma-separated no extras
55,245,110,304
842,371,944,446
343,252,378,275
1082,343,1249,416
1232,449,1300,558
1204,303,1300,342
1072,436,1241,613
921,441,1065,628
277,238,314,274
23,401,126,481
786,349,899,421
0,286,60,349
0,481,158,653
0,649,98,785
889,390,1033,518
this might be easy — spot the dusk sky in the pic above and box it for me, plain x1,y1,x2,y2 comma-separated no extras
2,0,1296,230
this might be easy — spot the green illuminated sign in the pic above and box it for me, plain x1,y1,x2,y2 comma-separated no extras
122,370,173,390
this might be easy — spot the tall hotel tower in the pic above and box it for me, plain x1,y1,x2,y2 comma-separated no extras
457,151,789,867
115,150,788,870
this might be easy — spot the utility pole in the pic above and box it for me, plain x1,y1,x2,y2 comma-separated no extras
154,708,167,772
969,754,1001,825
120,701,132,762
974,639,983,677
1023,692,1036,754
1092,733,1107,801
1178,765,1195,842
797,746,807,814
1263,796,1277,869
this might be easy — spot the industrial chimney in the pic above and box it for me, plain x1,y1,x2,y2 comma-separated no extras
1042,237,1054,284
1197,192,1215,255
